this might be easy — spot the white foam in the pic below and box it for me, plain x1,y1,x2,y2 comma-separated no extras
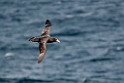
57,1,62,4
117,47,122,50
5,52,14,57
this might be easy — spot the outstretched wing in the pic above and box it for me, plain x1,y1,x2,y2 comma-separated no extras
41,19,52,36
29,37,40,42
38,37,49,63
38,42,47,63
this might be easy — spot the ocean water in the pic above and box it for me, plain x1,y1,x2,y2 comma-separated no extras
0,0,124,83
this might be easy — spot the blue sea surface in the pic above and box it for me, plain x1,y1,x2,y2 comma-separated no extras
0,0,124,83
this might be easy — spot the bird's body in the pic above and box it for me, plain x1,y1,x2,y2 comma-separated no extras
29,20,60,63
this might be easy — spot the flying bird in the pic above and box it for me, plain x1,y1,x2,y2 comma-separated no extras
29,20,60,63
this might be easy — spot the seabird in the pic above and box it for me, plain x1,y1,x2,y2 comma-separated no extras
29,19,60,63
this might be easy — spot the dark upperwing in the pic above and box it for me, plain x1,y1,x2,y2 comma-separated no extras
38,37,49,63
38,42,47,63
41,19,52,36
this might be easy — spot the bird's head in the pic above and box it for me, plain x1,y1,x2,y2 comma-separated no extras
47,38,60,43
55,38,60,43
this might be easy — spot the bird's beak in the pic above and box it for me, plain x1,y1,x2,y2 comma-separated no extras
56,39,60,43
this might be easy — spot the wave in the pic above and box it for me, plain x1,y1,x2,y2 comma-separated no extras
16,78,54,83
51,29,99,37
0,77,79,83
88,57,115,62
0,78,53,83
0,43,38,51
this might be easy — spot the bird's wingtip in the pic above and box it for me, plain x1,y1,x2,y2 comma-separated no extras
45,19,51,25
38,58,41,63
38,61,40,63
38,59,41,63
